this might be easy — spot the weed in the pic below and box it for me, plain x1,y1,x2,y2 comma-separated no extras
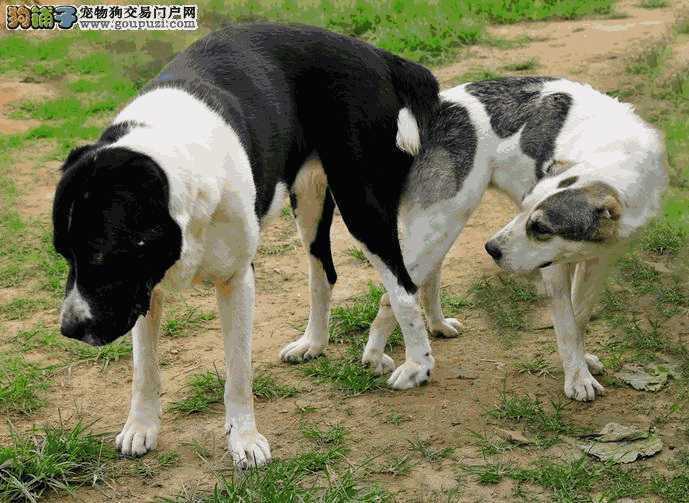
502,58,539,71
488,393,572,437
0,421,116,501
0,356,49,415
639,0,667,8
170,369,296,414
258,241,298,256
454,67,504,84
515,355,556,378
641,218,688,255
0,297,52,321
626,43,670,77
375,455,415,476
408,437,455,463
161,306,215,338
346,247,369,264
469,431,513,457
470,275,539,335
302,357,386,395
252,373,299,400
300,423,346,447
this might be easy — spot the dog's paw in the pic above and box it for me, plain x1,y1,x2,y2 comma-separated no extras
430,318,461,338
387,355,435,390
362,348,395,375
116,417,160,457
280,336,324,363
228,428,271,469
564,367,605,402
585,353,604,376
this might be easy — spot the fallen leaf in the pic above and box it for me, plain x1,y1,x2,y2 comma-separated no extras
578,423,662,463
614,362,679,392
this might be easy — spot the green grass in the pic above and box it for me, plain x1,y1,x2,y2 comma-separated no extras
515,355,556,378
408,437,455,463
626,42,670,77
302,356,387,395
502,57,539,71
0,421,116,501
14,324,132,366
199,0,613,64
470,275,540,336
0,356,49,415
161,306,215,338
346,247,369,264
488,393,572,439
164,424,386,502
454,67,504,84
0,297,52,321
170,369,298,414
639,0,667,8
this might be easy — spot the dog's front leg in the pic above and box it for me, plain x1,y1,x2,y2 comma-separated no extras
216,266,271,468
116,288,163,456
541,264,605,401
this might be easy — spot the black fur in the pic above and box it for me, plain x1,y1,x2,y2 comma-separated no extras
466,77,571,179
309,190,337,285
53,148,182,345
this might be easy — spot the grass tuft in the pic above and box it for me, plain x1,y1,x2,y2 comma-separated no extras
470,275,539,335
0,356,49,415
0,421,116,501
161,306,215,338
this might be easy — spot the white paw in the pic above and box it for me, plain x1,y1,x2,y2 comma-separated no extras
280,335,324,363
116,416,160,457
387,355,435,390
585,353,604,375
228,427,272,469
429,318,461,338
564,367,605,401
362,348,395,375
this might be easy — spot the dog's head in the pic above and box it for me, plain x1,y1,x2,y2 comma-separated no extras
485,176,623,273
53,145,182,346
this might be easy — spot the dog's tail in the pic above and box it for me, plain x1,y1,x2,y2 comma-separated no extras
381,51,439,156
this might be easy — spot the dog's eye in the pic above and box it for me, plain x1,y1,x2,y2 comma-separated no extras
528,220,554,240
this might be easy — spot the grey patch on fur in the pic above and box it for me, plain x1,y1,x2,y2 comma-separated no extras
466,77,572,179
531,184,616,242
520,92,573,178
558,176,578,188
465,77,555,137
405,101,477,207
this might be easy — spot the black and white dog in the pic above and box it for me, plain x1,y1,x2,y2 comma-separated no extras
52,23,440,467
356,77,667,401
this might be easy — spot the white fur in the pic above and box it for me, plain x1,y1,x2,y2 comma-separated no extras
396,107,421,155
60,285,93,325
111,88,269,466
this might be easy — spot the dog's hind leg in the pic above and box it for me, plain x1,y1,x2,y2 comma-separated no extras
217,265,271,468
116,288,163,457
571,257,612,375
280,159,336,363
542,264,605,401
420,266,461,338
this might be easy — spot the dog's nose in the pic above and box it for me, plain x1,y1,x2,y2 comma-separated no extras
60,318,86,341
485,240,503,261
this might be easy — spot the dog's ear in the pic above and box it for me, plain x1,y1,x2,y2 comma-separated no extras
598,194,622,221
61,144,96,172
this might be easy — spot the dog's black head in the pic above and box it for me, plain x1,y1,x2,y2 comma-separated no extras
53,145,182,346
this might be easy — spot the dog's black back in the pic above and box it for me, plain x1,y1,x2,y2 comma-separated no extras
146,23,438,290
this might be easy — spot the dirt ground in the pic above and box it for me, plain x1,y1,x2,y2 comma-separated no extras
1,1,687,501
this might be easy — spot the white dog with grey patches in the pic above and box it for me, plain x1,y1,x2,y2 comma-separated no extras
357,76,667,401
